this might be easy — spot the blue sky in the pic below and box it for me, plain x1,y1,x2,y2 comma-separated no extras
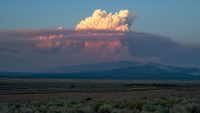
0,0,200,44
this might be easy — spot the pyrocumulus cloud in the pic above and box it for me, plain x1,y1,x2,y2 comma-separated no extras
76,9,135,32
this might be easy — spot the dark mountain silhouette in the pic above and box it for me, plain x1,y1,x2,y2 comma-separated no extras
1,61,200,80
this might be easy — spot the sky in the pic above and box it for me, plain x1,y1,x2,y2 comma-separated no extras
0,0,200,71
0,0,200,44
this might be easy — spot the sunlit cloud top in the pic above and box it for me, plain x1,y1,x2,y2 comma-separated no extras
76,9,135,32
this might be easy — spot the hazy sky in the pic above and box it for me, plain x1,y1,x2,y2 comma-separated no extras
0,0,200,44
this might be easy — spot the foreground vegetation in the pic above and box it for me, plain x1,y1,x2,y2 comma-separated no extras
0,97,199,113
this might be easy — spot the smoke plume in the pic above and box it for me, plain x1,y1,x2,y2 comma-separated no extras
76,9,135,32
33,30,127,57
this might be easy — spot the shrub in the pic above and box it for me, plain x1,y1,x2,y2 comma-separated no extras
65,108,77,113
155,105,169,113
19,107,34,113
0,104,9,113
85,97,93,102
165,99,180,107
53,100,65,107
37,105,48,113
124,100,143,110
186,103,200,113
98,104,112,113
112,101,125,109
111,109,121,113
142,103,156,112
93,101,104,112
170,105,187,113
123,109,140,113
77,106,95,113
140,111,154,113
0,96,199,113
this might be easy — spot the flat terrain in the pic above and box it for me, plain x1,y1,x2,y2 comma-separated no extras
0,79,200,102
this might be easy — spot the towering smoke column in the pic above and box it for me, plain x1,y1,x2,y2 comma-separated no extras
32,9,136,62
76,9,135,32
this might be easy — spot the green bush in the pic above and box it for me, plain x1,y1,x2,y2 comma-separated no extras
64,108,77,113
111,109,121,113
0,104,9,113
93,101,104,112
77,106,95,113
0,96,199,113
165,99,180,107
19,107,34,113
186,103,200,113
155,105,168,113
124,100,143,110
142,103,156,112
98,104,112,113
170,105,187,113
112,101,125,109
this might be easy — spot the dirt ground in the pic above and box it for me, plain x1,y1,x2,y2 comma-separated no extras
0,79,200,102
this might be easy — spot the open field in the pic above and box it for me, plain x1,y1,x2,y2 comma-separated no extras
0,79,200,113
1,97,200,113
0,79,200,102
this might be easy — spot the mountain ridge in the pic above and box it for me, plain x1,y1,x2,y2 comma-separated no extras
0,61,200,80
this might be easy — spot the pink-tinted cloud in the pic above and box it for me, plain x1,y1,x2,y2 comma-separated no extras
33,30,128,58
2,29,198,72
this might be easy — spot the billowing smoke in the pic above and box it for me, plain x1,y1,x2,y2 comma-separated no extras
1,29,200,72
76,9,135,32
33,30,127,57
1,9,200,72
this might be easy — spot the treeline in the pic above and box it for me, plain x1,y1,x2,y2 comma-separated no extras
122,83,200,87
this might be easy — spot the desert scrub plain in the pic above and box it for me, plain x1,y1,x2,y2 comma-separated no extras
0,79,200,113
0,97,200,113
